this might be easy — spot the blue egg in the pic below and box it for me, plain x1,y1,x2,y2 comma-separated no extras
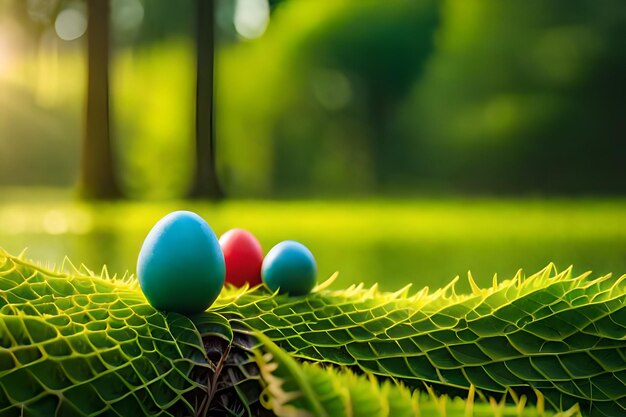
262,241,317,295
137,211,225,314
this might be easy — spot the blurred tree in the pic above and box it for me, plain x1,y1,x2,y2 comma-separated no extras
216,0,440,196
292,0,439,188
3,0,625,196
406,0,626,195
217,0,626,197
81,0,122,199
189,0,223,199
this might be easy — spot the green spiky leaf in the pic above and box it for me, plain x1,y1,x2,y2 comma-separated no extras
0,250,239,416
255,334,582,417
214,266,626,416
1,249,625,416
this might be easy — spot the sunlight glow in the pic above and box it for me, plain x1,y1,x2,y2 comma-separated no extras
234,0,270,40
55,7,87,41
112,0,145,38
43,210,69,235
0,28,13,76
0,41,8,75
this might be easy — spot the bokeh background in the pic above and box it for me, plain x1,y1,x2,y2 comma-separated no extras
0,0,624,291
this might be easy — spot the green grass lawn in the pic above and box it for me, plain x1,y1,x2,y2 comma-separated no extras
0,192,624,291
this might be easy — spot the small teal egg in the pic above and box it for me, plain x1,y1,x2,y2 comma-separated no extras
262,240,317,295
137,211,225,314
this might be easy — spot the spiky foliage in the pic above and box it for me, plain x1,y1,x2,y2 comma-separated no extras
255,334,582,417
214,267,626,417
0,249,625,416
0,250,254,417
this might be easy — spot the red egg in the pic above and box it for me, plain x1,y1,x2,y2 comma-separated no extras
219,228,264,287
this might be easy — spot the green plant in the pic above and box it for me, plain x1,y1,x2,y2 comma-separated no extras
255,333,581,417
0,249,624,416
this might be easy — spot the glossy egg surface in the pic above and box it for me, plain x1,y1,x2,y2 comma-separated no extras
137,211,225,313
219,228,264,287
262,240,317,296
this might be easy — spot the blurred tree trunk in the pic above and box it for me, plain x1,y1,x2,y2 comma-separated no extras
81,0,122,199
189,0,223,199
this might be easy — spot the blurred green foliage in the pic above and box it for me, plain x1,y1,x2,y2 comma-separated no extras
406,0,626,194
0,0,624,197
113,40,196,198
